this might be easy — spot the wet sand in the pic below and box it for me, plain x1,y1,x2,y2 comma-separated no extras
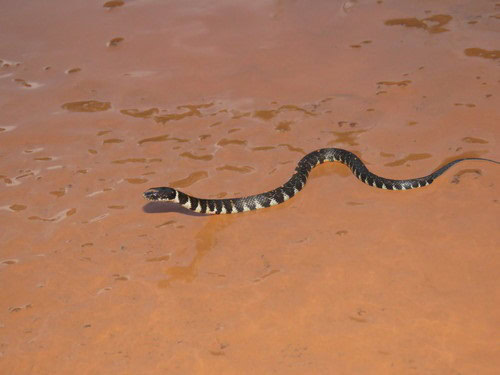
1,1,499,374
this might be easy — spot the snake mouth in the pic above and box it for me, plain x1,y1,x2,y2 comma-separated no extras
143,187,177,201
143,188,161,201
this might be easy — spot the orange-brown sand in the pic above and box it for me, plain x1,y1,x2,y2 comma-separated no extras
1,1,499,373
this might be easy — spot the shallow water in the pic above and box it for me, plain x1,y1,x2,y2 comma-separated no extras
1,0,499,373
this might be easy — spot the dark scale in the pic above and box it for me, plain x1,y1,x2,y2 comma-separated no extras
199,199,207,214
207,199,215,213
177,192,189,205
143,148,499,214
221,200,231,213
273,189,285,204
189,197,199,210
214,200,223,214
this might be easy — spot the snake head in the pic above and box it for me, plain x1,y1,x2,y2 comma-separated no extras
143,187,177,201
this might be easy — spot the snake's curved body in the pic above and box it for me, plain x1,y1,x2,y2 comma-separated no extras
143,148,499,214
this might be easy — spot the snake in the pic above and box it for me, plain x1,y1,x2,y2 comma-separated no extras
143,148,499,214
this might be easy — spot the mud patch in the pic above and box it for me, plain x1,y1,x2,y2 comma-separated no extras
62,101,111,112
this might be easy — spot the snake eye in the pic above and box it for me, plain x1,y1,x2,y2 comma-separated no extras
143,187,176,201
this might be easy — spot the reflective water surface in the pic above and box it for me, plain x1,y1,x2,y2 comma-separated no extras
1,0,499,373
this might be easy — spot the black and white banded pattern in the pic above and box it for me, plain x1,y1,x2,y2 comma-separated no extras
143,148,499,214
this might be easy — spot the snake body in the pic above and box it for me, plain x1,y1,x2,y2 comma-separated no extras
143,148,499,214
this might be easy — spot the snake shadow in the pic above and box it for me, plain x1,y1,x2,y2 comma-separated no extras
142,201,208,217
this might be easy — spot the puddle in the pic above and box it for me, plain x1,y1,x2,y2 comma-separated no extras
275,121,292,132
65,68,81,74
9,204,27,211
169,171,208,189
62,101,111,112
13,78,43,89
252,146,276,151
112,158,161,164
252,105,315,121
138,134,189,145
464,48,500,60
179,152,213,161
1,259,19,265
376,80,412,87
125,178,148,184
103,138,124,144
120,108,159,118
146,255,170,262
103,1,124,9
216,165,254,174
107,37,124,47
462,137,488,144
327,130,367,147
217,138,247,146
384,14,452,34
154,103,213,124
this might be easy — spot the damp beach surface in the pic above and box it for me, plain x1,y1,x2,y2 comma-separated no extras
1,1,499,373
